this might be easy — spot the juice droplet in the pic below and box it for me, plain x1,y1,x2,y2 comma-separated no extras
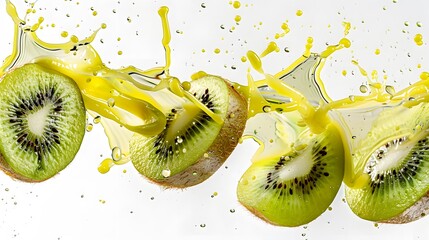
118,50,123,55
234,15,241,23
343,22,351,36
232,1,241,9
200,3,206,8
162,169,171,177
342,70,347,76
200,224,206,228
214,48,221,54
414,33,424,46
111,147,122,161
374,48,380,55
70,35,79,43
92,11,97,16
61,31,68,38
101,23,107,29
107,98,115,107
98,158,114,174
359,85,369,93
93,116,101,124
260,42,279,58
385,85,395,95
263,105,271,112
417,21,423,27
230,209,236,213
86,123,93,132
247,50,263,74
181,81,191,90
241,56,247,62
304,37,314,57
296,9,303,16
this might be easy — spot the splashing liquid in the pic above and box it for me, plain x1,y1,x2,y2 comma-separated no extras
2,1,429,188
1,1,221,173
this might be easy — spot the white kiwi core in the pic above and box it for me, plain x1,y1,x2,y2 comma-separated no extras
27,104,52,136
278,144,314,181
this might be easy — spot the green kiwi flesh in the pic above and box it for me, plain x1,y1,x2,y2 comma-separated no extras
237,124,344,227
0,64,86,182
130,75,247,188
346,103,429,223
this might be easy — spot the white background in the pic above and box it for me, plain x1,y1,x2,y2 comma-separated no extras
0,0,428,239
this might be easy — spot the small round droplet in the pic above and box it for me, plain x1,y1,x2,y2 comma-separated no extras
417,21,422,27
201,3,206,8
176,136,183,144
230,209,236,213
107,98,115,107
93,116,101,124
348,95,355,102
162,169,171,177
385,85,395,95
200,223,206,228
203,153,209,158
111,147,122,161
359,85,368,93
263,105,272,112
182,148,187,153
86,123,93,132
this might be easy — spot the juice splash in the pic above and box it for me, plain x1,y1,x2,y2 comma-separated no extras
1,0,429,191
1,1,221,173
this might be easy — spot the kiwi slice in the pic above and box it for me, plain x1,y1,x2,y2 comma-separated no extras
0,64,86,182
346,103,429,223
237,124,344,227
130,75,247,187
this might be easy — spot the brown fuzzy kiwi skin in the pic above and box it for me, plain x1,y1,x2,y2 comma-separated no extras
148,77,247,188
0,154,43,183
380,191,429,224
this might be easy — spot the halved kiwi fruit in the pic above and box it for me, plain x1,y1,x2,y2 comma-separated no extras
0,64,86,182
346,103,429,223
130,75,247,188
237,123,344,227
